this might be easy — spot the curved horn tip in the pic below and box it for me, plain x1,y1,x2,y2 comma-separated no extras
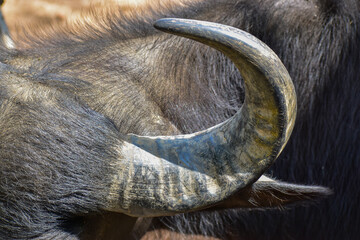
112,18,298,216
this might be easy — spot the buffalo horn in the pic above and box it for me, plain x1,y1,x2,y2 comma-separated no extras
108,18,297,217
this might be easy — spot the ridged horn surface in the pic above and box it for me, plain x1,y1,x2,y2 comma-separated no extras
109,18,296,217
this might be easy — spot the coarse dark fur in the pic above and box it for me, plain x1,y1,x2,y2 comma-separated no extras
0,0,358,239
147,0,360,239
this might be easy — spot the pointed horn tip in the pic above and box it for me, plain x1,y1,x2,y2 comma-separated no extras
114,18,299,214
154,18,178,30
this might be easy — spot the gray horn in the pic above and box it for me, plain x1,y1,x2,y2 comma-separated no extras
107,18,297,217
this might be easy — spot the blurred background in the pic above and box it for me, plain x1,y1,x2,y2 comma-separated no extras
1,0,148,40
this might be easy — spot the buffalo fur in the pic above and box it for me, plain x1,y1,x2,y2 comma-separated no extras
0,0,359,239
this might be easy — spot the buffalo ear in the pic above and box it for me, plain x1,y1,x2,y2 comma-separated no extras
210,176,332,210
